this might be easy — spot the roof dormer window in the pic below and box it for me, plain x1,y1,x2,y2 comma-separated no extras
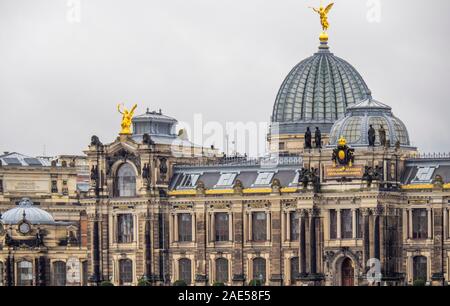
178,173,201,188
254,172,275,186
412,166,438,183
216,172,238,187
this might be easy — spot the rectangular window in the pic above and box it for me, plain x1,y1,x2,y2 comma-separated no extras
215,213,229,241
254,172,275,186
178,213,193,242
329,210,337,239
179,174,200,188
290,212,299,241
412,209,428,239
412,167,436,183
117,214,134,243
216,173,237,187
341,209,353,239
252,212,267,241
356,210,363,239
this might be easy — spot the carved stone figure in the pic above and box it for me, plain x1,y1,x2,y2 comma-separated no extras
379,125,387,147
90,165,98,181
90,135,102,147
311,168,321,193
142,164,150,180
142,133,154,145
305,127,312,149
315,127,322,149
368,125,376,147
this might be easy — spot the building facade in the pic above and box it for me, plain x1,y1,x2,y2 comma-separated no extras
1,26,450,287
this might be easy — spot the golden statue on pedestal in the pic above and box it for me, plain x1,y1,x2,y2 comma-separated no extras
310,1,334,35
117,103,137,135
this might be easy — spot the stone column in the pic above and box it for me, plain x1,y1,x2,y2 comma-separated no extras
444,208,449,240
373,207,382,261
228,212,233,241
232,207,245,285
309,209,318,275
210,212,215,242
408,209,413,239
299,210,307,276
362,208,371,268
286,212,291,241
427,208,432,239
352,209,357,239
5,255,13,286
336,209,341,239
248,212,253,241
144,214,152,279
402,209,408,240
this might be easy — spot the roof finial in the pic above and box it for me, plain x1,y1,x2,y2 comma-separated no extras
310,1,334,43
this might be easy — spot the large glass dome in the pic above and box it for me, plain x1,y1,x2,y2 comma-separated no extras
271,40,372,135
329,98,411,147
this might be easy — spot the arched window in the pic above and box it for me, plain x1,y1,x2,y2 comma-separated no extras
179,258,192,285
17,261,33,286
116,163,136,197
0,262,3,286
215,258,229,284
53,261,66,286
290,257,299,284
119,259,133,285
413,256,427,282
252,257,266,284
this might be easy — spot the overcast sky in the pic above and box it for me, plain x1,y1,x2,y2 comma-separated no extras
1,0,449,156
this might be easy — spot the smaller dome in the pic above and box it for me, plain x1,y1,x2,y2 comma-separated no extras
329,98,411,147
1,198,55,225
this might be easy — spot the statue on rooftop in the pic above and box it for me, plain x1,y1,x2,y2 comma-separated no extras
305,127,312,149
379,125,387,148
310,2,334,32
315,127,322,149
368,125,376,147
117,103,137,135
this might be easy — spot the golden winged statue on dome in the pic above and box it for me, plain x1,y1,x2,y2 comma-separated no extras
117,103,137,135
310,2,334,32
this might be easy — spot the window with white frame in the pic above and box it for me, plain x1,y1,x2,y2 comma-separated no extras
178,173,201,188
215,258,229,283
17,261,33,286
119,259,133,285
117,214,134,243
254,172,275,186
216,173,237,187
53,261,66,286
412,167,437,183
179,258,192,285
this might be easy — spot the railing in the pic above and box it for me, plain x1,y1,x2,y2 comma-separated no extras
408,152,450,160
175,154,302,169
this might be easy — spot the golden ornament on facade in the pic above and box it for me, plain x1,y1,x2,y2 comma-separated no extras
117,103,137,135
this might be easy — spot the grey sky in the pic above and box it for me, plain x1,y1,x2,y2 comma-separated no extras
0,0,449,156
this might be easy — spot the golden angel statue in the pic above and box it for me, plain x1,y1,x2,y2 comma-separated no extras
117,103,137,135
311,2,334,32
